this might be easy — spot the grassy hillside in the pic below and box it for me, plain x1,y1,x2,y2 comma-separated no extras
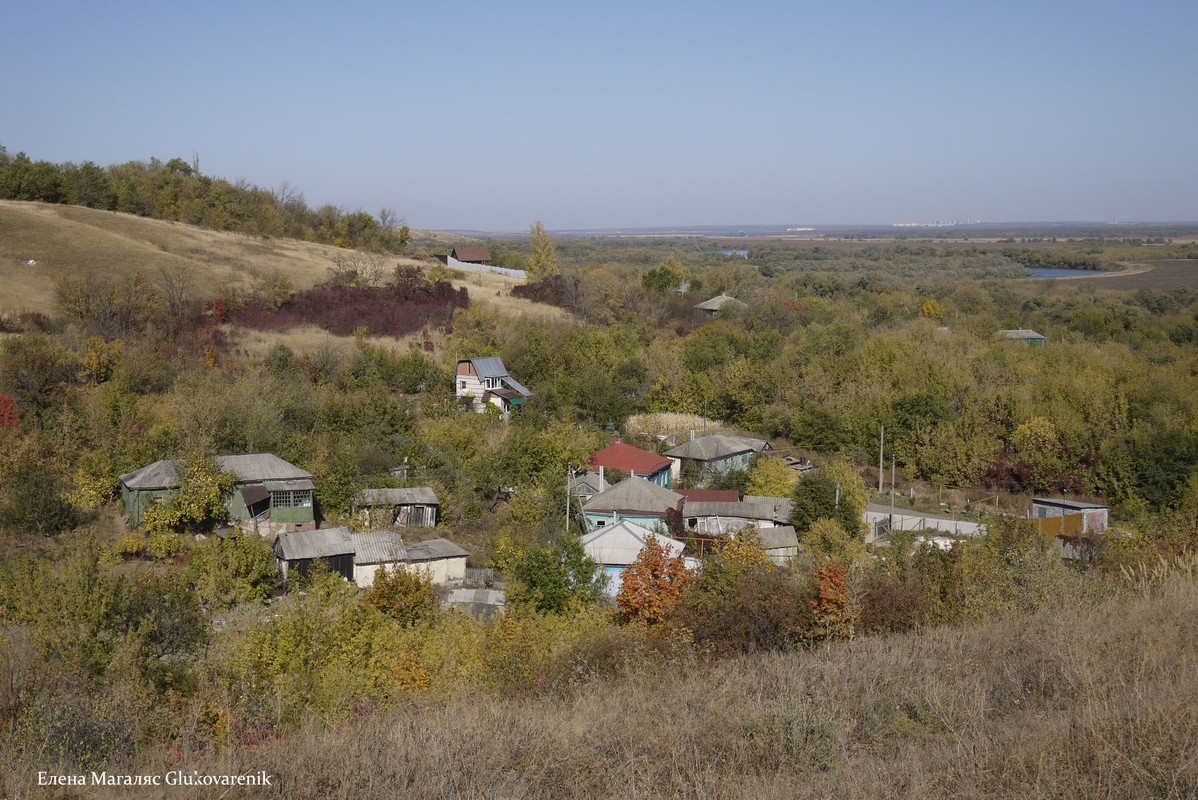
14,565,1196,799
0,200,567,348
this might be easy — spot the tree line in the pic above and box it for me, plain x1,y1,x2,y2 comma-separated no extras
0,145,409,251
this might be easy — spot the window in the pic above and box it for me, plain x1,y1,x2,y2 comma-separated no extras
272,490,313,509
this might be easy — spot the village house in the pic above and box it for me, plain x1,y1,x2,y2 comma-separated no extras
580,519,693,596
455,356,532,419
273,527,468,589
683,494,793,535
665,433,770,484
589,436,674,488
352,487,439,528
120,452,315,537
693,294,748,317
582,475,684,532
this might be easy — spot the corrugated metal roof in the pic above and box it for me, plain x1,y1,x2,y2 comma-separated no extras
996,329,1045,339
685,496,792,524
356,487,439,506
352,531,408,565
264,478,315,492
462,356,508,380
580,520,685,566
589,438,673,476
583,476,684,515
217,453,312,482
274,527,354,561
676,489,741,502
665,434,768,461
122,453,312,490
757,525,798,549
1032,497,1108,511
500,376,532,397
120,459,180,489
407,538,469,561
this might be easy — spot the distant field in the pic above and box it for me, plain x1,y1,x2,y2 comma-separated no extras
0,200,568,336
1088,260,1198,290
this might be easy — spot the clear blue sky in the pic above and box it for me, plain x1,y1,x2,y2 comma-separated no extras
3,0,1196,230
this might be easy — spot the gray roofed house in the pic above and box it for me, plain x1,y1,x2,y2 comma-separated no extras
455,356,532,419
684,495,793,535
274,528,469,588
694,294,748,317
583,475,684,531
120,452,316,536
665,434,770,483
353,487,439,528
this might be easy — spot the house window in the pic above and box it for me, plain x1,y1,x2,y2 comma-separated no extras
272,490,313,509
460,381,466,390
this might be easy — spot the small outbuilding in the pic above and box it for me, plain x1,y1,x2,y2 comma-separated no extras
694,294,748,317
353,487,439,528
273,528,469,589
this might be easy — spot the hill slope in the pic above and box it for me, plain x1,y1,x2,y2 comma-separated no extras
0,200,565,338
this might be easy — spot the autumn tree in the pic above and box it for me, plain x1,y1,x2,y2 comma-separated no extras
744,456,796,498
615,535,693,625
528,220,558,281
363,564,437,626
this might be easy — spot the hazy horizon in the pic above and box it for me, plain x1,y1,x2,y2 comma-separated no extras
3,0,1195,231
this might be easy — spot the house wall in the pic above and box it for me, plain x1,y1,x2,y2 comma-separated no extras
399,556,467,584
122,486,175,527
583,511,669,533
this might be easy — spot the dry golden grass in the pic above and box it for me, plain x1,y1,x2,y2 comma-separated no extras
32,567,1198,799
626,412,731,439
0,200,568,356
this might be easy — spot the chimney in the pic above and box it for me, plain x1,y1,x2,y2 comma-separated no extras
599,465,605,491
612,434,619,445
689,429,695,441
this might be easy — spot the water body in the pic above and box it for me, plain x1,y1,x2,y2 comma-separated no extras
1024,268,1101,279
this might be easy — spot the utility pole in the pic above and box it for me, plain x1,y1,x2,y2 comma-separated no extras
565,466,571,534
878,424,885,493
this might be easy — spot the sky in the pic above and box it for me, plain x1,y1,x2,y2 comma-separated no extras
3,0,1196,231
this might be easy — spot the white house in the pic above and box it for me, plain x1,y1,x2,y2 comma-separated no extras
455,357,532,419
579,520,693,597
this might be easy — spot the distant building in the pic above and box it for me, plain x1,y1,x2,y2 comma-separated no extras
1031,498,1108,534
995,329,1047,345
455,357,532,419
450,246,492,264
694,294,748,317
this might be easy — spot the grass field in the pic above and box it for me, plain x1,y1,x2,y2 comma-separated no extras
22,563,1196,799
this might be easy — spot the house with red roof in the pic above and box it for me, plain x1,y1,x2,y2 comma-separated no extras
588,436,674,489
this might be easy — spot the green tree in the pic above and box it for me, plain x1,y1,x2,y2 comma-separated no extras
528,220,558,281
791,459,867,538
642,255,684,293
507,535,605,614
188,528,279,609
744,456,796,498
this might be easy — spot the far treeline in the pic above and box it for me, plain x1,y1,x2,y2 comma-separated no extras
0,145,409,252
